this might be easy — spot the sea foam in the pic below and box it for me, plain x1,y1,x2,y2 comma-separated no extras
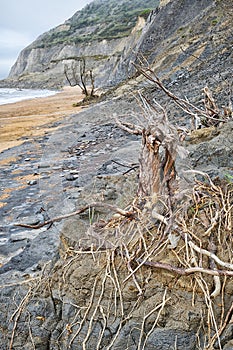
0,88,57,105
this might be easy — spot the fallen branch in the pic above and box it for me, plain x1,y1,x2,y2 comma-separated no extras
111,160,139,175
111,159,138,169
15,202,135,229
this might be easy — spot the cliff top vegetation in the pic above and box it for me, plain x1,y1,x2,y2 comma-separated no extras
33,0,158,48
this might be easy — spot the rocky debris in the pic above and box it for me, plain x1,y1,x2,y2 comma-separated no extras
0,97,140,271
0,142,47,267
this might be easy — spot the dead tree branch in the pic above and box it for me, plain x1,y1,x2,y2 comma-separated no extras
15,202,135,229
115,117,143,135
133,62,229,126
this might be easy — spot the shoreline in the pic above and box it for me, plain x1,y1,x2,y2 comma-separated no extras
0,86,83,153
0,88,58,106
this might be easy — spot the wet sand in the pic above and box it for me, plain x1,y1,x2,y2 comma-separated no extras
0,86,83,153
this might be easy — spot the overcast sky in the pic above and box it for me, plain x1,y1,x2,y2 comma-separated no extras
0,0,92,79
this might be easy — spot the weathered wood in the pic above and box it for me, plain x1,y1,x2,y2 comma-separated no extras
137,126,176,206
137,128,161,200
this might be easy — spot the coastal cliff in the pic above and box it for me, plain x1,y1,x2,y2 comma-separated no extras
2,0,232,98
4,0,158,88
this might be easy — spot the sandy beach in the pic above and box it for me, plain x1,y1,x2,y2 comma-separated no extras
0,86,83,153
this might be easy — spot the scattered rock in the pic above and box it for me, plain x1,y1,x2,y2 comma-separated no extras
27,180,37,185
38,163,50,169
65,174,76,181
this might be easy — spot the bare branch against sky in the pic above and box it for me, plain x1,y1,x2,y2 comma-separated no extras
0,0,92,79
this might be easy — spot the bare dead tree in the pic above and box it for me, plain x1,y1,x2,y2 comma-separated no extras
89,69,95,97
116,59,233,212
79,57,89,96
116,91,187,213
64,57,96,99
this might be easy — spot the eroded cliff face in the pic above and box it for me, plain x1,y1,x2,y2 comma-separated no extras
5,0,232,94
5,0,155,88
8,36,132,88
111,0,232,87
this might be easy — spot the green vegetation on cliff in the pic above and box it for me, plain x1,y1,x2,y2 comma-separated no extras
35,0,158,48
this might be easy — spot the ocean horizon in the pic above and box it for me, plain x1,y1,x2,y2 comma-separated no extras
0,88,57,105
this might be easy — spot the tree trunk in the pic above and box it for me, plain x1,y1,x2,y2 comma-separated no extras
137,128,161,201
137,126,176,208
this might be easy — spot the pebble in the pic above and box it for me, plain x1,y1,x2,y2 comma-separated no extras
38,163,50,169
65,174,76,181
40,174,50,179
0,238,8,245
27,180,37,185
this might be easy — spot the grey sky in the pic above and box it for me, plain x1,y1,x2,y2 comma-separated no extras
0,0,92,79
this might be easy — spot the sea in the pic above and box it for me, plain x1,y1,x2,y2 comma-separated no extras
0,88,57,105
